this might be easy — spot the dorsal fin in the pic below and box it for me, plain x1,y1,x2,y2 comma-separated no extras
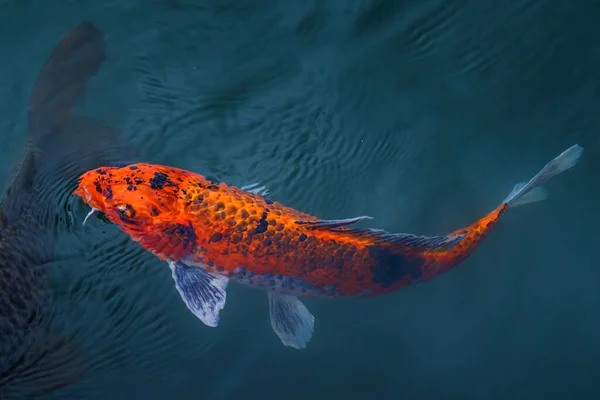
294,216,373,229
336,228,466,252
294,216,464,252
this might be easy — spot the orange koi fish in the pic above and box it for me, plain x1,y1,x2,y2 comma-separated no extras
73,144,582,349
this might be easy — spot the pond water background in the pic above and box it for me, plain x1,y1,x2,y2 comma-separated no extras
0,1,599,399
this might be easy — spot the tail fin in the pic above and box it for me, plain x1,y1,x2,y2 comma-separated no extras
27,21,105,138
503,144,583,208
28,21,138,177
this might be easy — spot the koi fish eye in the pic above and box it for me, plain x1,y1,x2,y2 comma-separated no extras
115,203,137,220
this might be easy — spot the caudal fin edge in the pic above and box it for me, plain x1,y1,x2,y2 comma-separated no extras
504,144,583,208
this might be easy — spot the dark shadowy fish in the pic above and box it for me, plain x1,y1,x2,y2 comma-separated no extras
75,142,581,350
0,22,135,398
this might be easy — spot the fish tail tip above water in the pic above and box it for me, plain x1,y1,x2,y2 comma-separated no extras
503,144,583,208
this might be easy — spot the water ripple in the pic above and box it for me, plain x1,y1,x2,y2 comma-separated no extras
1,0,595,398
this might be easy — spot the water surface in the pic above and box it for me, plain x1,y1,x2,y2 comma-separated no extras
1,1,599,399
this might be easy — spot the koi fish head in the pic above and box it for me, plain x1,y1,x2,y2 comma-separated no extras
73,163,185,235
74,163,203,260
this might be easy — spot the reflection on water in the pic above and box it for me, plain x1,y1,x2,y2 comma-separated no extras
0,0,598,399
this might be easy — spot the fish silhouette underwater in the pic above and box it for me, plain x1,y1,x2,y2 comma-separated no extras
0,22,134,398
75,141,582,350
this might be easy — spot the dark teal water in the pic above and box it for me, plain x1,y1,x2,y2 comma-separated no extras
1,1,599,399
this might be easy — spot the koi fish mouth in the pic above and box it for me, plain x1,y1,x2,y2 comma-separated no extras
74,185,93,203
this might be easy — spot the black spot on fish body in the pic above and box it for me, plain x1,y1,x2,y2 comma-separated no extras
151,207,160,216
368,246,424,288
264,198,274,205
150,172,167,189
163,221,197,251
210,233,223,242
298,233,307,242
129,166,138,170
150,172,178,190
96,168,106,175
255,219,268,234
105,185,113,200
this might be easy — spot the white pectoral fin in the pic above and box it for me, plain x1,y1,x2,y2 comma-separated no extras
169,261,229,327
268,291,315,350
